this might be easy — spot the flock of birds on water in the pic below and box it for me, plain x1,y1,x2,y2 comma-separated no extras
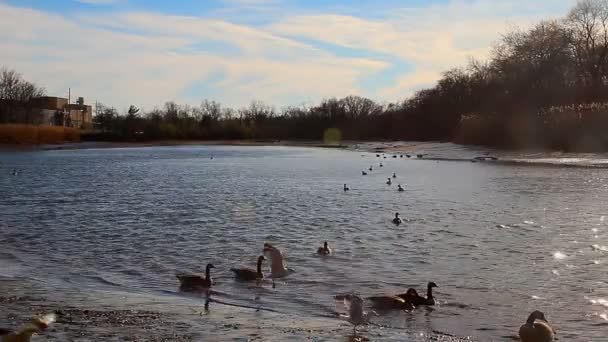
1,153,555,342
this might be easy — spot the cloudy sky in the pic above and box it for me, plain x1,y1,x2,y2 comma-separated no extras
0,0,577,111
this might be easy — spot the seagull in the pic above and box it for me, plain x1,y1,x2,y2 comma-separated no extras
335,294,368,336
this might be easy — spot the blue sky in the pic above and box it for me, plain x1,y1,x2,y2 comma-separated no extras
0,0,576,111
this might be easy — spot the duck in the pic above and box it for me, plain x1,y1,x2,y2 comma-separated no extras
406,282,438,306
369,166,373,171
343,184,350,191
12,169,18,176
176,263,215,289
392,155,397,158
362,171,367,176
519,311,556,342
392,172,397,178
335,294,367,336
231,256,265,281
386,178,392,185
416,154,424,158
376,154,380,157
406,154,411,158
317,241,332,255
1,312,58,342
379,163,383,167
392,212,402,225
400,155,404,158
397,184,405,192
263,243,292,286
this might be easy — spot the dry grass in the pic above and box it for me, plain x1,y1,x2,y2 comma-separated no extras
0,124,80,145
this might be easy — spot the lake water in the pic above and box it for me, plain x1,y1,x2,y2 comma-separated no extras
1,145,607,341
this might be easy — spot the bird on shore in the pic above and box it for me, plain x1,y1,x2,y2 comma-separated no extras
386,178,392,185
231,256,266,281
344,184,350,191
519,311,556,342
335,294,368,336
263,243,293,287
392,213,402,225
405,282,438,306
362,171,367,176
176,263,215,289
317,241,332,256
397,184,405,192
1,312,58,342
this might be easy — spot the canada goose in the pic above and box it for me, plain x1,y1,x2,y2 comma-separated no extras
343,184,350,191
1,312,58,342
400,155,403,158
367,294,414,311
406,154,411,158
407,282,437,306
263,243,292,287
335,294,367,336
393,213,402,225
379,163,383,167
392,172,397,178
176,263,215,289
369,166,373,171
386,178,392,185
519,311,556,342
397,185,405,192
362,171,367,176
231,256,265,281
317,241,332,255
392,155,397,158
376,154,380,157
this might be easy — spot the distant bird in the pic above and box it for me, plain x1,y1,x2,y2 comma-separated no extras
12,169,17,176
392,155,397,158
397,184,405,192
376,154,380,157
210,156,214,160
416,154,424,159
1,312,58,342
406,282,438,306
519,311,556,342
263,243,293,287
344,184,350,191
406,155,411,158
392,212,402,225
317,241,332,256
386,178,392,185
379,163,383,167
335,294,368,336
383,156,387,159
392,172,397,178
362,171,367,176
400,155,404,158
176,263,215,289
231,255,265,281
369,166,373,171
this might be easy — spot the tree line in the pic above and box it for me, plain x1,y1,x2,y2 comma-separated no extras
5,0,608,151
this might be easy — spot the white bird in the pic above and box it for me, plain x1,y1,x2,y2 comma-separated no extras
335,294,368,336
263,243,293,287
1,312,58,342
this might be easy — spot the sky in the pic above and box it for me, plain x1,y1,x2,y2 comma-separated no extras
0,0,578,111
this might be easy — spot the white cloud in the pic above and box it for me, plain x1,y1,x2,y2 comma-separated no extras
0,0,578,111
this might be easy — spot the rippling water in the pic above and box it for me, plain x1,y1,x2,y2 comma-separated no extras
1,145,607,340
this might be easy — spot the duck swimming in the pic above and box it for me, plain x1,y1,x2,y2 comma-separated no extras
362,171,367,176
397,184,405,192
392,212,402,225
379,163,383,167
406,282,437,306
343,184,350,191
387,178,392,185
231,255,265,281
176,263,215,289
519,311,555,342
1,312,58,342
369,166,373,171
317,241,332,255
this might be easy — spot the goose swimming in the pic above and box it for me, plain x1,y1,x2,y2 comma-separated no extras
369,166,373,171
1,312,58,342
362,171,367,176
344,184,350,191
519,311,555,342
379,163,383,167
386,178,392,185
176,263,215,289
392,213,402,225
406,282,437,306
231,256,265,281
317,241,332,255
367,292,414,311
